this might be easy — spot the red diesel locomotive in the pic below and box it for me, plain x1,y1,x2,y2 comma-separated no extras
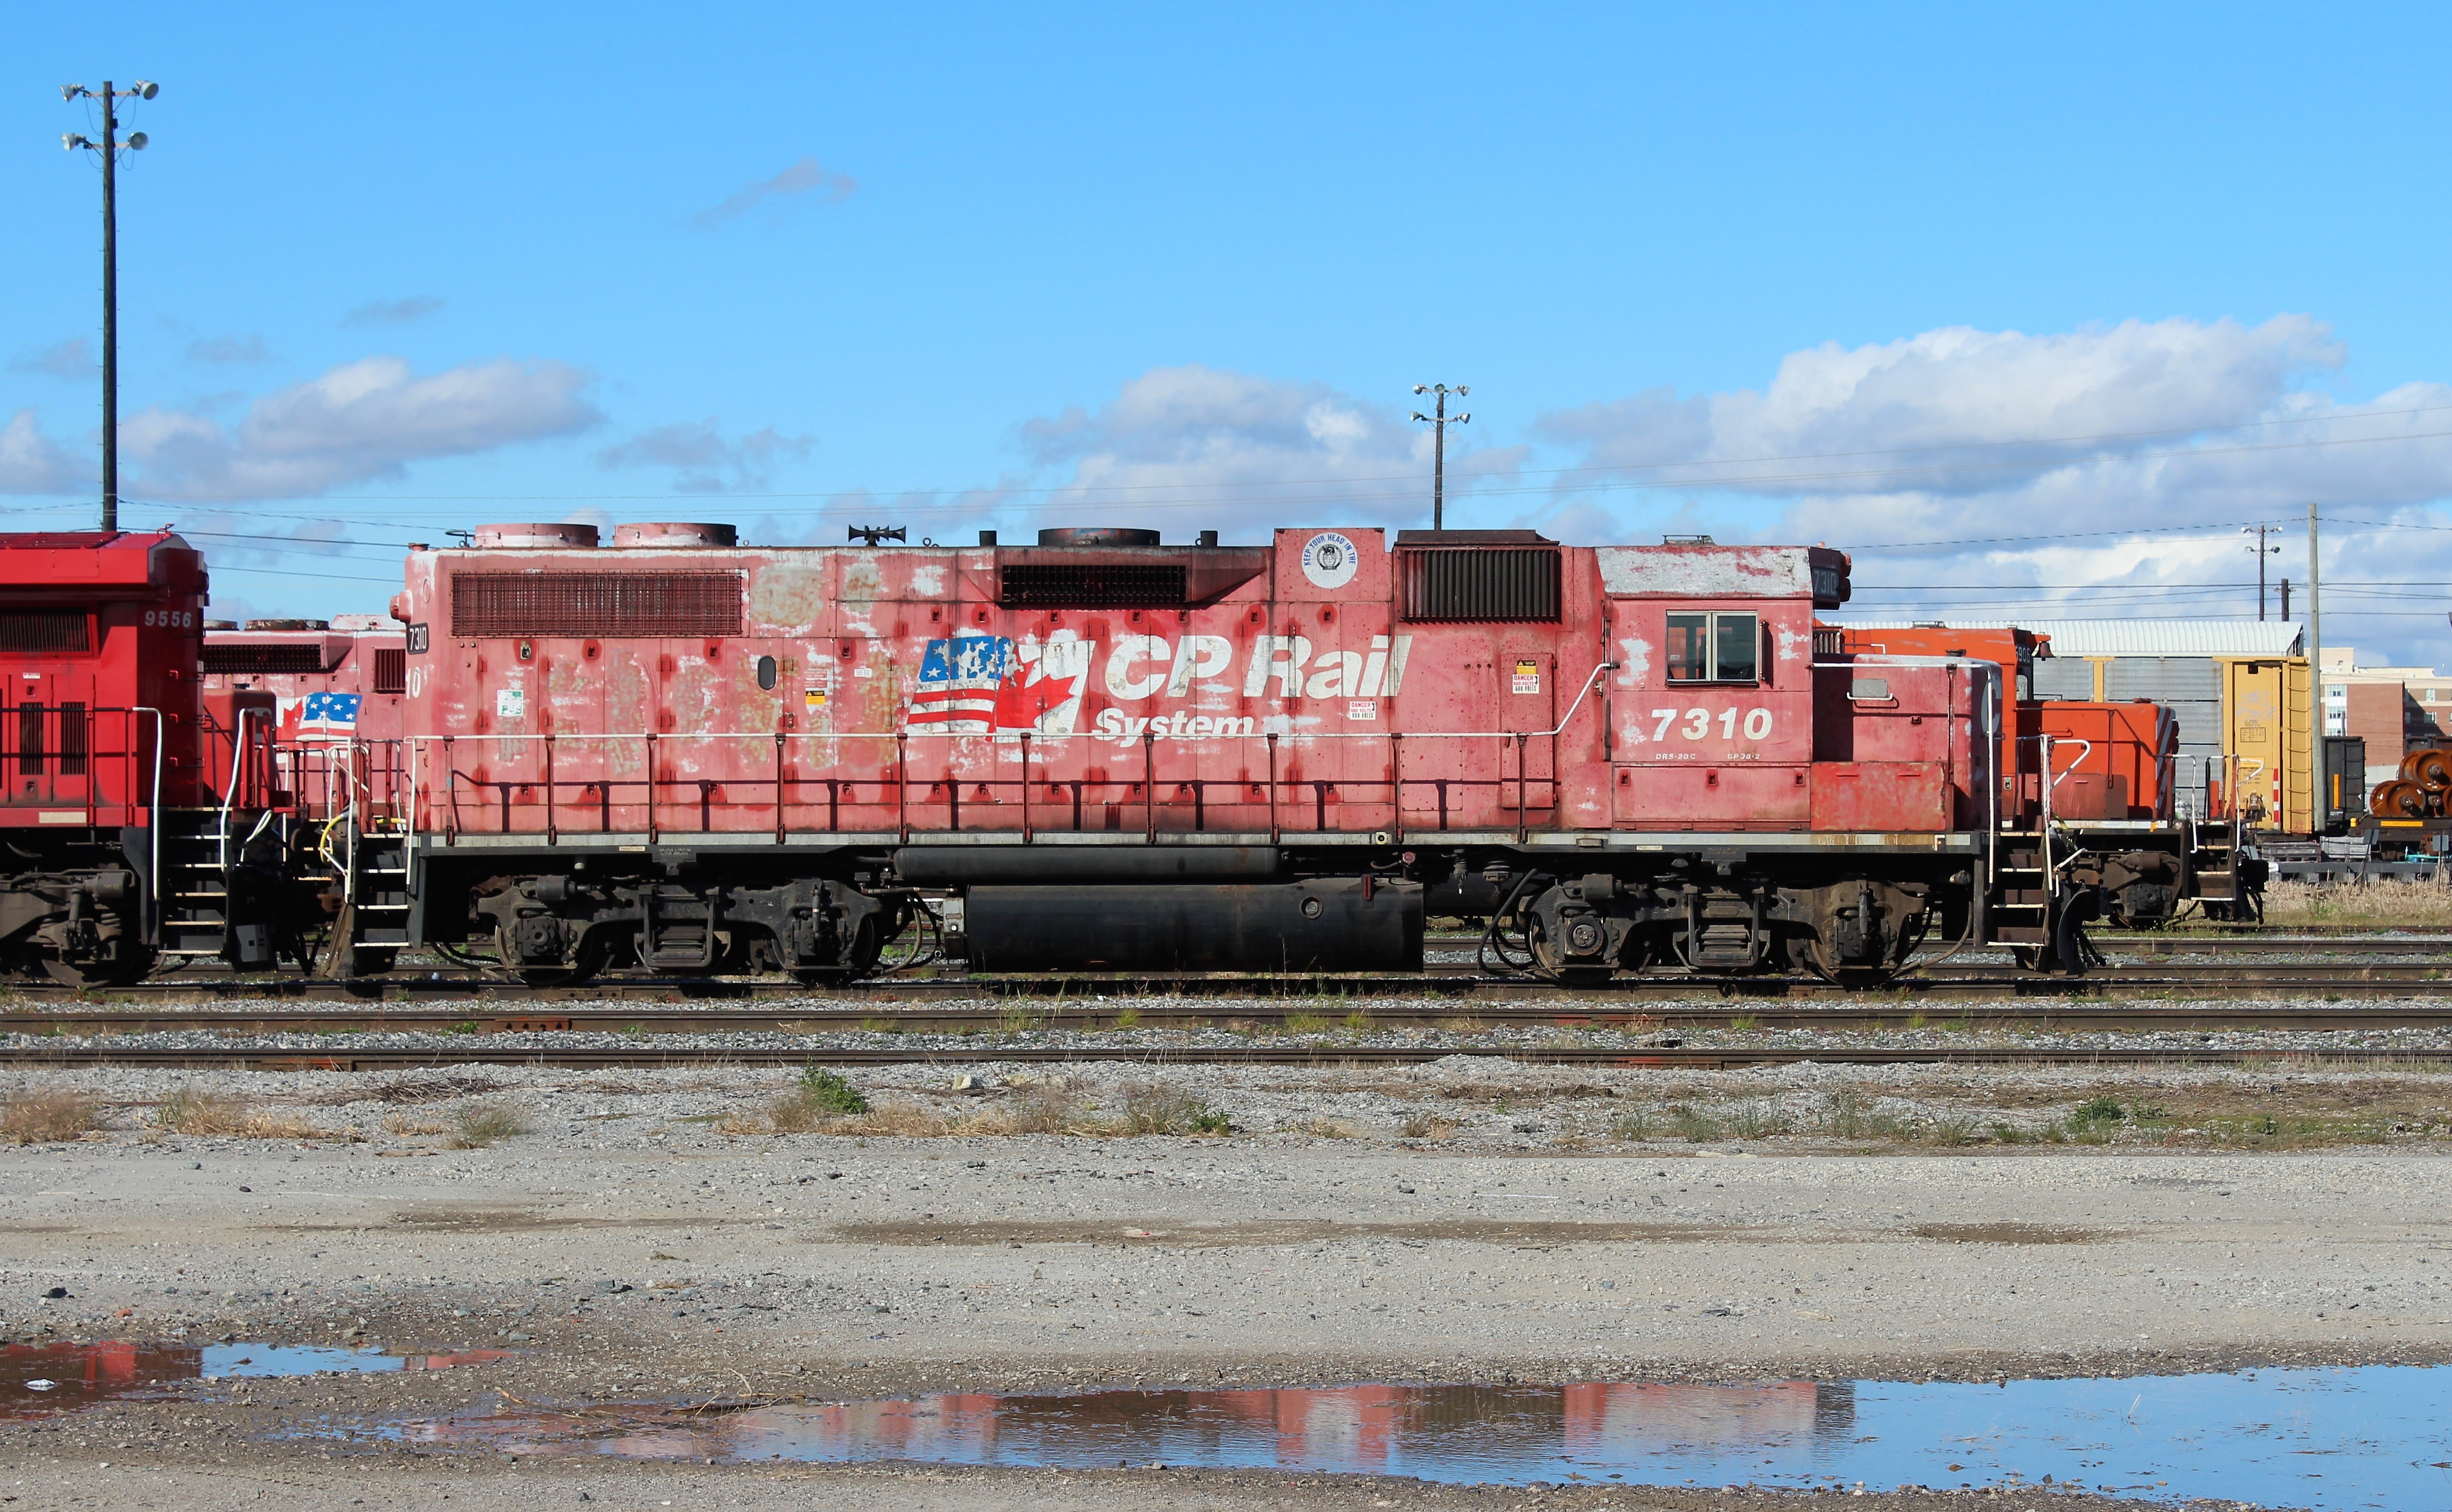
375,523,2006,982
0,531,296,983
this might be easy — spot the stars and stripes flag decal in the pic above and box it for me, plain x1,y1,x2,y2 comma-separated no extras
909,635,1012,732
285,691,364,741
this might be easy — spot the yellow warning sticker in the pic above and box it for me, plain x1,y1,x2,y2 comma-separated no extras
1512,659,1541,695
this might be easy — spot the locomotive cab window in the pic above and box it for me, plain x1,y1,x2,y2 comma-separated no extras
1666,611,1760,684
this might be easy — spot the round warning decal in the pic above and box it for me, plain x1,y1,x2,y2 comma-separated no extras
1301,531,1359,591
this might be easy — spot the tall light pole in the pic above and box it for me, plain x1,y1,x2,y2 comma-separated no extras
62,78,158,534
2242,524,2280,620
2308,503,2324,831
1411,384,1469,532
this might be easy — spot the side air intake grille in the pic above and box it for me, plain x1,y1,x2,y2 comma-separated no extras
0,611,90,655
371,647,408,695
998,563,1187,609
450,572,743,639
201,643,326,675
1397,548,1561,623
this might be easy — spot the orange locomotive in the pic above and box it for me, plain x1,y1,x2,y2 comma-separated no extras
1836,625,2250,926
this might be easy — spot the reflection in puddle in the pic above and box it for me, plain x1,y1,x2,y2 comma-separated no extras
388,1368,2452,1507
0,1341,514,1414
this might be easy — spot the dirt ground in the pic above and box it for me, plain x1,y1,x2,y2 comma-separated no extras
4,1055,2442,1511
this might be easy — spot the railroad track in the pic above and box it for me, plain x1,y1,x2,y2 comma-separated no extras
0,1041,2442,1071
4,955,2449,1006
9,1000,2452,1035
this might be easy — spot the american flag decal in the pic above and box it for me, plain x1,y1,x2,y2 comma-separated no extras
291,691,363,741
909,635,1012,732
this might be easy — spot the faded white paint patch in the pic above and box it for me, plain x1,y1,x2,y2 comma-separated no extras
1615,636,1653,686
1773,623,1809,663
1598,546,1812,597
745,565,827,634
909,563,948,597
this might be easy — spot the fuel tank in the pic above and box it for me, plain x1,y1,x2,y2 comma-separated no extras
962,879,1421,972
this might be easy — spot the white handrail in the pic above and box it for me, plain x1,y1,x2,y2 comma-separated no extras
219,706,268,878
403,661,1628,755
2048,738,2093,790
129,707,162,909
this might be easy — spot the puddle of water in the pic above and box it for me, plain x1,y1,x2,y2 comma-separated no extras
374,1367,2452,1508
0,1341,515,1414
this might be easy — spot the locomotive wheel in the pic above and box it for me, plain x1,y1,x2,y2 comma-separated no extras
41,944,155,989
502,932,607,987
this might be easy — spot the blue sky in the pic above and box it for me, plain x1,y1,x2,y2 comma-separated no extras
9,3,2452,662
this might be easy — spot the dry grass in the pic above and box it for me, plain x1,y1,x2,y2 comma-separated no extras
2257,875,2452,929
766,1067,872,1132
366,1072,505,1105
152,1087,322,1139
735,1075,1230,1139
445,1098,528,1149
1398,1110,1461,1140
0,1089,100,1144
1291,1116,1359,1139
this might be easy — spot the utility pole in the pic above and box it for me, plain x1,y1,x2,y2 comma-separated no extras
2308,503,2324,831
61,78,158,534
2242,524,2280,620
1410,384,1470,531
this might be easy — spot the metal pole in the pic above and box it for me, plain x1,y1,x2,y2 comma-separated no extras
2255,526,2267,619
99,81,117,534
2308,503,2323,836
1411,384,1469,532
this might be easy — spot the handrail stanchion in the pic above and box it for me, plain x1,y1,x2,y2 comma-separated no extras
1390,731,1403,845
895,732,909,844
1266,732,1280,845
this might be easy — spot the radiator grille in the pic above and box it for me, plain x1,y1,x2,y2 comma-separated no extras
1397,548,1560,622
998,563,1187,609
58,702,84,776
201,643,326,675
0,611,90,655
371,647,407,695
450,572,744,639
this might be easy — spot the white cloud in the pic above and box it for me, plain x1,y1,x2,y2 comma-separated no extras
596,419,812,493
121,355,599,500
0,410,79,495
695,157,857,229
8,338,96,380
1536,316,2452,666
1022,364,1524,539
